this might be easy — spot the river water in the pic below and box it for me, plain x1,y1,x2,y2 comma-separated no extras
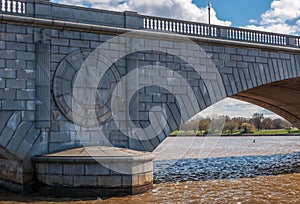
0,136,299,203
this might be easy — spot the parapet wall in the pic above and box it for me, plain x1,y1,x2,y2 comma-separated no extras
1,0,143,29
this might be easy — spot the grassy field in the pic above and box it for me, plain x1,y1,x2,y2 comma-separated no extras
169,128,300,136
253,129,300,135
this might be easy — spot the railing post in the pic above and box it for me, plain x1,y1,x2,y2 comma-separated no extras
25,0,34,16
9,0,13,12
124,11,143,29
4,0,8,11
219,27,227,39
288,36,296,46
16,1,19,13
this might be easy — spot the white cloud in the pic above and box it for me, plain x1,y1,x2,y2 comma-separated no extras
51,0,231,26
261,0,300,24
230,0,300,120
244,0,300,34
197,98,279,119
248,19,258,24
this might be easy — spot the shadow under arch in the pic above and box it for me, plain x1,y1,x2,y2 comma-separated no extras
232,77,300,128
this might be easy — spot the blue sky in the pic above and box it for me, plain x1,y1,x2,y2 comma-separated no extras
51,0,300,119
193,0,273,27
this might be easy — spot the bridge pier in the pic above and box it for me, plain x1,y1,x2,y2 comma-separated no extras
32,146,154,197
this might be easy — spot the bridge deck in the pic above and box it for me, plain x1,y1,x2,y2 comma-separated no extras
0,0,299,48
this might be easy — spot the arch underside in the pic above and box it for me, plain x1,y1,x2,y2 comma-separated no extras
232,77,300,128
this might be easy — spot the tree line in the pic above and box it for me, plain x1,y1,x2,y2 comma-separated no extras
179,113,293,135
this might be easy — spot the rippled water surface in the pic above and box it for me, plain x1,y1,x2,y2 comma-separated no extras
100,173,300,204
0,136,299,203
154,136,300,160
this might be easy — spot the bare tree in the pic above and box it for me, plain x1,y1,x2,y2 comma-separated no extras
198,119,210,135
223,120,239,134
262,118,273,129
251,113,264,131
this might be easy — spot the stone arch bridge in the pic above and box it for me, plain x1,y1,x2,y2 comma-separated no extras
0,0,300,192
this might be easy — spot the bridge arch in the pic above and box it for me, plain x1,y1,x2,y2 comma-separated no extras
49,35,300,152
119,44,300,151
232,77,300,128
212,47,300,128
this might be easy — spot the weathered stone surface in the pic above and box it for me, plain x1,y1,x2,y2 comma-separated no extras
33,146,154,196
0,0,300,195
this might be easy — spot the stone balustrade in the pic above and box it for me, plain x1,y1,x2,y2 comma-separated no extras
143,15,299,47
0,0,26,14
0,0,299,47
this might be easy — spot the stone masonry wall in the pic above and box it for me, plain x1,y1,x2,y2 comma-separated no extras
1,16,300,157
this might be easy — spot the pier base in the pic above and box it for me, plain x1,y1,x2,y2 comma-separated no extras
32,146,154,197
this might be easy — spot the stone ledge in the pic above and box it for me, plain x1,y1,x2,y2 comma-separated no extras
1,14,300,54
33,146,154,162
